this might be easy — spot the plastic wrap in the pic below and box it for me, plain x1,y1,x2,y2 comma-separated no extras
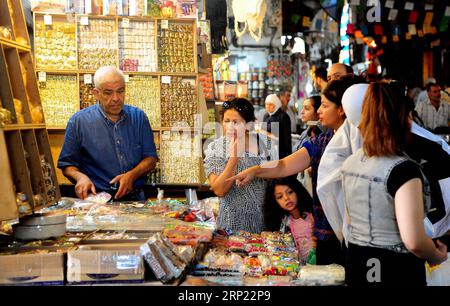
297,264,345,286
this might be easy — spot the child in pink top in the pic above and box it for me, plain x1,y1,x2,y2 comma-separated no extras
264,178,316,265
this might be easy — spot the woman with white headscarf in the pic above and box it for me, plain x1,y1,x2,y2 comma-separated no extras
263,94,292,159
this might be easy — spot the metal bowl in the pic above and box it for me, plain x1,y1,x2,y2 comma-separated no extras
13,214,67,241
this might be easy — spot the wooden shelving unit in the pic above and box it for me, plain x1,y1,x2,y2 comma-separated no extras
33,12,206,186
0,0,60,222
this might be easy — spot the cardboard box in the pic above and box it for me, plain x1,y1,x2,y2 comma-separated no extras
0,251,64,285
67,244,144,284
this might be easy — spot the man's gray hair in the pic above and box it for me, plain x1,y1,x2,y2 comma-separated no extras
93,66,125,89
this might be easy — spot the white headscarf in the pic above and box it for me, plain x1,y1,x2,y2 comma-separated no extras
317,83,450,243
265,94,282,116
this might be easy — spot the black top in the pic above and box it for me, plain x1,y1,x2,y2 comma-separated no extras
263,108,292,159
387,134,450,224
387,160,423,197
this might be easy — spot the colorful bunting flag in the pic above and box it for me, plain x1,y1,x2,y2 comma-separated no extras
408,11,418,24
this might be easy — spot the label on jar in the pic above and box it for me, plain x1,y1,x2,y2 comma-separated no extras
80,16,89,26
84,74,92,84
122,18,130,28
161,76,171,84
44,14,52,25
161,20,169,29
38,71,46,82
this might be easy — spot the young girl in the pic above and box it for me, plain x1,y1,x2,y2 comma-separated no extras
264,177,316,265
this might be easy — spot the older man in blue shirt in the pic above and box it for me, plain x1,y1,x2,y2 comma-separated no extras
58,66,158,201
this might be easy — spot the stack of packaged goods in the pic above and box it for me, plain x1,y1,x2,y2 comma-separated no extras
198,68,214,101
141,226,213,284
192,231,302,285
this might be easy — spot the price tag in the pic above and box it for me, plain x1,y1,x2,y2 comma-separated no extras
404,2,414,11
446,7,450,17
84,74,92,84
385,0,394,9
122,18,130,28
80,16,89,26
425,4,433,11
124,75,129,83
44,14,52,25
161,20,169,29
161,76,171,84
38,71,46,82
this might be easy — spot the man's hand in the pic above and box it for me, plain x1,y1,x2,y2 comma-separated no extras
75,175,96,199
110,172,135,200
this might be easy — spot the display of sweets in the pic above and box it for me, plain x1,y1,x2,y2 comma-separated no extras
160,77,197,127
38,75,78,127
157,21,195,73
79,81,97,109
126,75,160,128
77,18,117,70
160,131,202,184
147,166,161,184
198,69,214,100
40,154,57,204
119,19,157,72
34,21,77,70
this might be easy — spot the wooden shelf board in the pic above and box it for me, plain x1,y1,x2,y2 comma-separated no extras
0,38,31,52
36,69,79,74
2,124,46,131
46,126,67,130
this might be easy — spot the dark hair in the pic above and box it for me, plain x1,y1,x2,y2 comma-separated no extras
426,83,440,92
359,82,412,156
322,75,358,107
314,67,328,82
344,64,354,74
263,177,313,231
306,95,322,112
221,98,256,123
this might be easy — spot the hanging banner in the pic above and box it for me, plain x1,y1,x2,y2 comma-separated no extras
388,9,398,21
385,0,394,9
404,2,414,11
360,24,368,36
374,24,383,35
440,17,450,32
408,11,418,24
347,23,355,34
424,12,434,25
408,24,417,35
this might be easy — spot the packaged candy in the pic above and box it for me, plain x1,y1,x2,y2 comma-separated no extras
85,191,112,204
